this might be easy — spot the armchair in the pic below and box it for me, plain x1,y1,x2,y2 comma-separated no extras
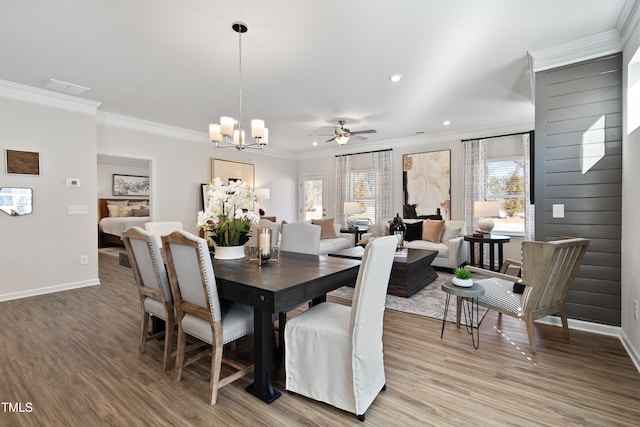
464,238,589,354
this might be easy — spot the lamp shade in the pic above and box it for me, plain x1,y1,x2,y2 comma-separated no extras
344,202,362,215
255,188,270,200
474,201,500,218
335,135,350,145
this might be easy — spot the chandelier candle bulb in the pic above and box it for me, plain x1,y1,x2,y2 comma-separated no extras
251,120,265,138
209,124,222,142
220,116,234,136
260,128,269,145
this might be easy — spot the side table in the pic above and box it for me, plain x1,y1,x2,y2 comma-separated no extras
340,227,368,246
463,234,510,271
440,281,485,349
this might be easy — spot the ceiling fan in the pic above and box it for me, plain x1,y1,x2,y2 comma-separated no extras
325,120,377,145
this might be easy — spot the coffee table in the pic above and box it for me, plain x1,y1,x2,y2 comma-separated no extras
328,246,438,297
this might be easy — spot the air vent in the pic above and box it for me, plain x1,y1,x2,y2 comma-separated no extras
44,78,90,96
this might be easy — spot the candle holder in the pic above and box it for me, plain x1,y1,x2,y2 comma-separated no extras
249,227,280,265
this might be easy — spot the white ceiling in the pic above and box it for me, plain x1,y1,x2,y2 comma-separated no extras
0,1,634,156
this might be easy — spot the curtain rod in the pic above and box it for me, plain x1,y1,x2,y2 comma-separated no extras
335,148,392,158
461,130,533,142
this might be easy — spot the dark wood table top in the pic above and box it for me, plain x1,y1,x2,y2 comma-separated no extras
213,251,361,313
463,234,510,243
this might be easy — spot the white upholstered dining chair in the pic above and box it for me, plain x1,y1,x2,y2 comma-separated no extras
285,235,397,421
121,227,175,372
279,222,321,255
161,230,254,405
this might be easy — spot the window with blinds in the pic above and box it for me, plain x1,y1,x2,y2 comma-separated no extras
486,157,525,234
349,170,376,221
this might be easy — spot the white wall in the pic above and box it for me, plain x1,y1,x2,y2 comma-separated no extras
0,94,99,300
622,20,640,364
97,122,298,233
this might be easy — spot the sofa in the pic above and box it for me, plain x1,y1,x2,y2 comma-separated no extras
363,218,466,270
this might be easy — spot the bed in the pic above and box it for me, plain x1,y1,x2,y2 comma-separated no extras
98,198,149,247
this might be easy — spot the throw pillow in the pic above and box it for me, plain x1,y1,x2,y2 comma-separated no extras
422,219,445,243
441,222,463,242
404,221,423,241
107,204,120,217
118,206,134,217
311,218,338,239
132,208,150,217
106,199,129,206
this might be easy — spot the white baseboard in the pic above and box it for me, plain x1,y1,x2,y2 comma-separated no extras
537,315,640,374
0,279,100,302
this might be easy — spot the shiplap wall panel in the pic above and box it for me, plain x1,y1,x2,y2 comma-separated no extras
534,54,622,326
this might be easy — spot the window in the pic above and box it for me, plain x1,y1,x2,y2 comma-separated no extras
349,170,376,222
486,157,525,235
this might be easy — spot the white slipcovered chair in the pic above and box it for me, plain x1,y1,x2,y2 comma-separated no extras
280,221,321,255
121,227,175,372
161,230,254,405
144,221,183,248
285,235,398,421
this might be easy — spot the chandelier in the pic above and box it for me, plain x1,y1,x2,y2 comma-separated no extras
209,21,268,151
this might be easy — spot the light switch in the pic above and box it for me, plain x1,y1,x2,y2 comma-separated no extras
552,204,564,218
68,205,88,214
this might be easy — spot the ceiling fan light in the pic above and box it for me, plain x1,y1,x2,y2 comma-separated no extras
220,116,235,136
209,124,222,142
251,119,265,138
336,135,350,145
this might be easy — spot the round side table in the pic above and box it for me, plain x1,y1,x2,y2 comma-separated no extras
440,281,485,349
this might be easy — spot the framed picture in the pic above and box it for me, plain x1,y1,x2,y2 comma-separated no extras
112,174,150,196
402,150,451,219
5,150,40,175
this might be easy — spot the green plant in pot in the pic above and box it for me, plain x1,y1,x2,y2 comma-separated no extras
453,267,473,287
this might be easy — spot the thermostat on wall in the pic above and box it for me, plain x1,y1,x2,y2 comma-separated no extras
67,178,80,187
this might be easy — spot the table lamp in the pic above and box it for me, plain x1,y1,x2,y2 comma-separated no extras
344,202,362,229
474,201,500,234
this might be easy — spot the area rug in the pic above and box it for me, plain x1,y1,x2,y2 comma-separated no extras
328,271,488,325
98,247,122,258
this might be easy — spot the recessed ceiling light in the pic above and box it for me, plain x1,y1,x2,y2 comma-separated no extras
389,74,402,82
312,141,318,146
442,120,451,126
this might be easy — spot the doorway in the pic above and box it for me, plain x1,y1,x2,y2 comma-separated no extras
300,174,327,221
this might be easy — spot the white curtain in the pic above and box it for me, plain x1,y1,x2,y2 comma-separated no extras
373,150,393,220
523,132,535,241
462,139,487,235
335,155,351,225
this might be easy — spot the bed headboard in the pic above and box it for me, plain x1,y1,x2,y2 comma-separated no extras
98,198,149,221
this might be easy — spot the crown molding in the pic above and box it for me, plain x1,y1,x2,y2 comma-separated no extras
618,0,640,47
0,79,101,115
528,29,623,72
97,111,296,159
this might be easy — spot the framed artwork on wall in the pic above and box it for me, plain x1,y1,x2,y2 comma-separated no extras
402,150,451,219
112,174,150,196
5,149,40,175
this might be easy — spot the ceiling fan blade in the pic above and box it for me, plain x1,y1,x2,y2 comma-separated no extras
349,129,377,136
325,136,337,143
351,135,368,141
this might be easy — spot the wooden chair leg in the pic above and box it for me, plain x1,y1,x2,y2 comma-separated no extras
162,317,174,372
525,317,537,354
209,335,224,405
174,327,187,382
559,310,570,339
140,311,150,356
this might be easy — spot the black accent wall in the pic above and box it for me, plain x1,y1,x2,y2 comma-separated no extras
534,54,622,326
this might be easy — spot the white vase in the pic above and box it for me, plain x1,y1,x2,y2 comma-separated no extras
214,244,246,260
452,277,473,288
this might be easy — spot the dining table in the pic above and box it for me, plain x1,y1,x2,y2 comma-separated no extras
212,250,361,403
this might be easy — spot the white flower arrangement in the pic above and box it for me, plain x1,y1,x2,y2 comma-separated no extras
197,177,260,247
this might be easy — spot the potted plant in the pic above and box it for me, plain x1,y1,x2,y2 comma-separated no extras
197,177,260,259
453,267,473,287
